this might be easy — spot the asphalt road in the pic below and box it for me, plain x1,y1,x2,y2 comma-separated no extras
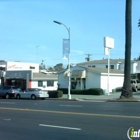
0,99,140,140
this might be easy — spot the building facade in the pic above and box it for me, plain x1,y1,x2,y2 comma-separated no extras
58,66,124,93
0,61,58,91
77,58,140,74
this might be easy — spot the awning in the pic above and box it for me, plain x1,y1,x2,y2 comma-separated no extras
71,70,86,78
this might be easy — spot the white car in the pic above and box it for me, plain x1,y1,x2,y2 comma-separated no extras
15,88,49,100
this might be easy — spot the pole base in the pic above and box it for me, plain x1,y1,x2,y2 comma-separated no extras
67,94,71,100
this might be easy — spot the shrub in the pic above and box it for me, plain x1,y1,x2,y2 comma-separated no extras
58,88,104,95
87,88,104,95
48,90,63,98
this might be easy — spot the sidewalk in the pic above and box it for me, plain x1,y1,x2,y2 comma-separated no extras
59,92,140,102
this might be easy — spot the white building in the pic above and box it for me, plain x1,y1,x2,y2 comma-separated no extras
58,66,124,93
77,58,140,74
0,61,58,91
0,61,39,72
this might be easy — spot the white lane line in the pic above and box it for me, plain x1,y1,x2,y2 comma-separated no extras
59,105,82,107
39,124,81,131
4,118,11,121
0,102,15,104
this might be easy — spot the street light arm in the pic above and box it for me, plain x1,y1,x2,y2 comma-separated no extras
54,20,62,25
53,20,70,38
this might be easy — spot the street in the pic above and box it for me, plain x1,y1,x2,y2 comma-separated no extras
0,99,140,140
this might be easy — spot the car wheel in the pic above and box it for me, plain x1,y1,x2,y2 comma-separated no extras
16,94,20,99
41,98,45,100
135,87,138,92
5,94,10,99
31,95,36,100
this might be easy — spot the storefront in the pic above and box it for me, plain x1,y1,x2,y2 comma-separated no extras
6,70,32,90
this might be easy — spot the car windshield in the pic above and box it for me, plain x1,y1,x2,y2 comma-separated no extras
12,87,21,91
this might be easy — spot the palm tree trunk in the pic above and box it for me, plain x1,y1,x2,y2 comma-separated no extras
120,0,133,99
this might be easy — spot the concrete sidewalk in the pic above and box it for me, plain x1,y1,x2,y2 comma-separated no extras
59,92,140,102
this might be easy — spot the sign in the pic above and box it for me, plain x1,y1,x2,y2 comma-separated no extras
104,37,114,49
6,70,32,79
63,39,70,59
127,127,140,140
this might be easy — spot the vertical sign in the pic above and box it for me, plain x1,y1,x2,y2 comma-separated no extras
63,39,70,59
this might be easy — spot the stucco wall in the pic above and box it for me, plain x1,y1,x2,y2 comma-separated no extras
86,70,101,89
31,81,58,90
6,62,39,72
101,74,124,92
58,72,68,88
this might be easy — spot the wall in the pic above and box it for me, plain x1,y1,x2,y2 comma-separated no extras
58,72,68,88
6,62,39,72
86,70,101,89
78,61,138,74
136,61,140,73
100,74,124,92
31,80,58,90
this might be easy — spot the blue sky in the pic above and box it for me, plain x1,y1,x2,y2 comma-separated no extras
0,0,140,68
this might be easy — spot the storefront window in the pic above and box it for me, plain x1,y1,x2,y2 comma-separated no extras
38,81,43,87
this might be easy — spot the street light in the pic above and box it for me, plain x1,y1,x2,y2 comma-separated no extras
53,20,71,100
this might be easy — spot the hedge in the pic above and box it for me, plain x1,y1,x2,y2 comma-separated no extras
48,90,63,98
58,88,104,95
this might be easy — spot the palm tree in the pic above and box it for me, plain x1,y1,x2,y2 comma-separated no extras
120,0,133,99
138,19,140,28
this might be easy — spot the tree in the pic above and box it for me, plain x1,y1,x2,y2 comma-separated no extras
120,0,133,99
138,19,140,28
39,60,46,70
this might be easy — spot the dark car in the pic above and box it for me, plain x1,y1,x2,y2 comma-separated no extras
0,86,21,99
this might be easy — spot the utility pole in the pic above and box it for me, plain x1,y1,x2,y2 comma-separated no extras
85,54,92,61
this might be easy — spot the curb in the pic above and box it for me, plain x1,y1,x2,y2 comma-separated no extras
107,98,140,102
46,98,77,101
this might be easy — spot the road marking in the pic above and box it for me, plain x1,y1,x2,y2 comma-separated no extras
59,105,82,107
39,124,81,130
0,107,140,119
4,118,11,121
0,102,15,104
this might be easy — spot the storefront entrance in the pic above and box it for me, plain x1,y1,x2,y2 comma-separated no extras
6,79,26,91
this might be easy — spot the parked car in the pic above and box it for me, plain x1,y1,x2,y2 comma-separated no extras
131,79,140,92
0,86,21,99
15,88,49,100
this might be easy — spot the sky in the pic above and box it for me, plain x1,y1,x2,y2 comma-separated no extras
0,0,140,68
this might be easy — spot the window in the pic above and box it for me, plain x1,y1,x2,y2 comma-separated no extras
30,66,35,69
38,81,43,87
47,81,54,86
110,65,114,69
106,65,114,69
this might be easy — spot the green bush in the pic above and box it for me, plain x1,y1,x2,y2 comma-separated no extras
87,88,104,95
58,88,104,95
48,90,63,98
